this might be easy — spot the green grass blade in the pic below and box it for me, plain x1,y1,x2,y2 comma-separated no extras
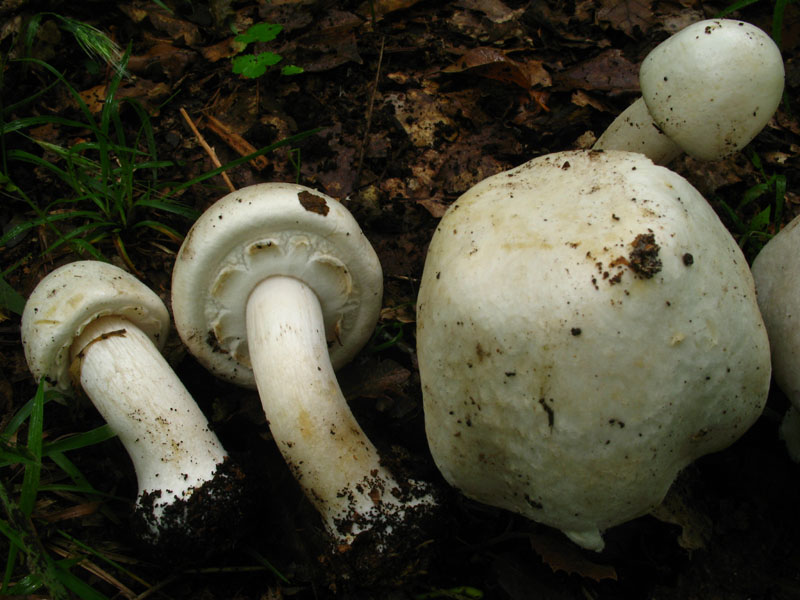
42,425,116,456
10,58,100,136
5,571,44,594
19,381,45,517
772,0,790,45
132,220,185,242
714,0,760,17
0,274,25,315
0,516,31,553
2,114,98,135
134,197,200,219
172,128,321,194
2,391,57,439
58,529,150,587
55,559,110,600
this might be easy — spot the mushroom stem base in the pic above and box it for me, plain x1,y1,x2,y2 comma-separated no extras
246,275,436,545
71,316,227,521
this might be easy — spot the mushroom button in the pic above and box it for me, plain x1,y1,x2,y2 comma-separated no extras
752,215,800,460
416,150,770,551
594,19,784,164
20,261,245,555
171,182,437,551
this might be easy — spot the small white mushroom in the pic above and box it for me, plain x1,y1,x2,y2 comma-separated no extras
752,215,800,459
171,182,437,550
416,150,771,551
20,261,243,551
594,19,784,164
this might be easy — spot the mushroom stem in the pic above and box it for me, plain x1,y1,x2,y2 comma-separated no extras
71,315,227,521
593,97,682,165
246,275,430,543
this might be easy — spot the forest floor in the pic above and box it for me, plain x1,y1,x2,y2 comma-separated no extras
2,0,800,599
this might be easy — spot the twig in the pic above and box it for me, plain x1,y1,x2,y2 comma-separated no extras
179,108,236,193
355,35,385,187
205,115,269,171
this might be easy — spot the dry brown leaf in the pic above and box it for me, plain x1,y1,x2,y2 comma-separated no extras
289,10,363,72
342,359,411,400
553,48,639,93
147,10,202,45
597,0,654,38
357,0,425,19
444,47,551,90
455,0,523,24
571,89,612,113
78,80,171,114
201,37,245,63
649,474,712,552
529,531,618,581
127,43,196,80
386,89,456,148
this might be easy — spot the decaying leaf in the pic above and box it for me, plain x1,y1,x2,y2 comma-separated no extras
357,0,426,19
78,80,171,114
386,89,457,148
553,48,639,93
597,0,655,38
127,43,197,80
649,472,712,552
529,531,618,581
443,47,551,90
454,0,525,24
147,9,202,45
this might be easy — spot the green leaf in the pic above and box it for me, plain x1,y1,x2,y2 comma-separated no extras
232,52,283,78
234,22,283,45
281,64,304,76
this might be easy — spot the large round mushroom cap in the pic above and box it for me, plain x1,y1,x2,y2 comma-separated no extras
752,216,800,421
21,261,170,391
416,150,771,551
171,182,383,388
639,19,784,161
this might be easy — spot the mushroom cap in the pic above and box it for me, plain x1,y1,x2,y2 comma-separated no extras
416,150,771,550
21,261,170,392
171,182,383,388
639,19,784,161
752,215,800,407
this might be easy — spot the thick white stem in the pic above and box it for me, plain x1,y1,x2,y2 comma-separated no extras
246,275,425,543
71,316,227,514
593,97,682,165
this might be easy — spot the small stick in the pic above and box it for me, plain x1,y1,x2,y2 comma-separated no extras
179,107,236,193
355,35,385,187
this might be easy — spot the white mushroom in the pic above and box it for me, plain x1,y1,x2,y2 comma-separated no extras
594,19,784,164
752,215,800,459
416,150,771,551
171,182,437,550
20,261,244,551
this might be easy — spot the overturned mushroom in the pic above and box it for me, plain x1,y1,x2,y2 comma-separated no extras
20,261,245,554
416,150,770,551
171,182,437,552
594,19,784,164
752,215,800,459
